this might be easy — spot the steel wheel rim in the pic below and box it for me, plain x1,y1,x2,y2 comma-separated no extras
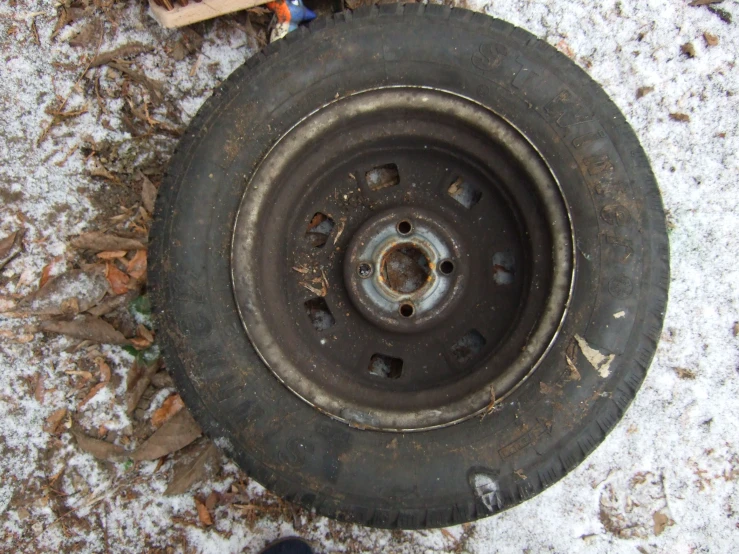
232,87,574,431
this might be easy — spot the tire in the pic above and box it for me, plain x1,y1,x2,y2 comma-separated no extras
149,4,669,529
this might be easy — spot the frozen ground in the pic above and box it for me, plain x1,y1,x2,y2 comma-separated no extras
1,0,738,552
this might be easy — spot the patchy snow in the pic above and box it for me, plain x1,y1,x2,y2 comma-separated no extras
1,0,738,552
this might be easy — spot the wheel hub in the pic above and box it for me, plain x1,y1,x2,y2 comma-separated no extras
345,207,468,333
231,87,573,431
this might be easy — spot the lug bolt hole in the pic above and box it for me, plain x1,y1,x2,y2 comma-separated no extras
399,303,414,318
439,260,455,275
357,262,373,278
397,220,412,235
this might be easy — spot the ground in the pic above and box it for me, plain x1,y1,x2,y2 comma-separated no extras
0,0,738,552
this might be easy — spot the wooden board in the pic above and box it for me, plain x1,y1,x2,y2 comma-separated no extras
148,0,269,28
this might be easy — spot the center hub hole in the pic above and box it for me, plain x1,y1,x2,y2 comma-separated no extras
381,244,430,294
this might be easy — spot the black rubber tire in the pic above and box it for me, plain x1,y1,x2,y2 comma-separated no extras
149,4,669,529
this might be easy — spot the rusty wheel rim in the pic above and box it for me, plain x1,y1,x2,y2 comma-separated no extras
232,88,574,431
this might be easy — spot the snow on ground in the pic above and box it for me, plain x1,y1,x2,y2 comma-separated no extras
1,0,738,552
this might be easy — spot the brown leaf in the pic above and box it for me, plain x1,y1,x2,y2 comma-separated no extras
130,336,153,350
126,358,160,414
673,367,696,380
95,357,112,383
669,112,691,122
137,324,154,343
140,174,158,214
440,528,455,540
16,268,108,315
60,297,80,316
78,381,107,410
131,408,202,461
205,491,218,511
72,428,127,461
39,315,130,346
38,263,53,289
636,86,654,99
680,42,696,58
704,32,719,46
87,290,137,317
106,263,130,295
89,42,151,68
689,0,723,5
126,250,147,280
165,440,219,496
195,497,213,526
34,373,45,403
70,232,146,253
44,407,68,434
0,231,18,265
152,394,185,427
68,18,101,47
653,511,670,536
97,250,127,260
565,354,582,381
0,230,23,271
556,39,575,59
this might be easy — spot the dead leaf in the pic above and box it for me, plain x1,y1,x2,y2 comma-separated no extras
95,357,112,383
480,386,497,420
205,491,218,511
71,427,127,461
514,468,527,480
126,357,160,414
68,18,101,47
703,32,719,46
87,290,137,317
78,381,107,410
70,232,146,253
131,408,202,461
16,267,108,315
165,440,219,496
734,322,739,337
195,497,213,526
0,231,22,270
126,250,147,280
44,407,67,434
137,324,154,343
152,394,185,427
140,173,157,214
680,42,696,58
34,373,45,402
673,367,696,380
440,528,455,540
636,86,654,99
60,297,80,316
108,61,164,106
669,112,691,122
106,263,130,295
39,315,130,346
97,250,127,260
65,369,93,381
130,336,152,351
38,263,53,289
689,0,723,5
653,511,671,536
556,39,575,58
89,42,152,68
565,354,582,381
